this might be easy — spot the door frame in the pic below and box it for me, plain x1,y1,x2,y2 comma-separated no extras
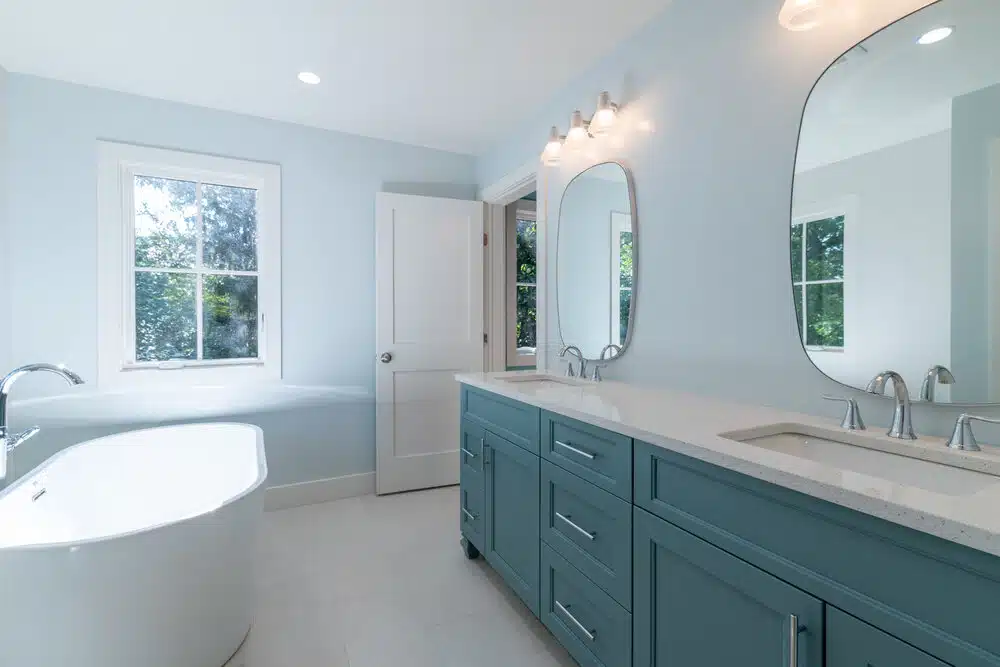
481,159,546,373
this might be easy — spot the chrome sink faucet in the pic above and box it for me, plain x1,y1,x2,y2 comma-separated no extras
919,365,955,403
559,346,586,379
1,363,85,485
865,370,916,440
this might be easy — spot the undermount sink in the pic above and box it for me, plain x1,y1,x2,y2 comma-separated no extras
721,423,1000,497
497,373,586,389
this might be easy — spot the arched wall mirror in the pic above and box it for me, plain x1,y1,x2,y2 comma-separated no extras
556,162,637,362
791,0,1000,404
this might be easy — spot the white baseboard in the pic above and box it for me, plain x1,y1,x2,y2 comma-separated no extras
264,471,376,511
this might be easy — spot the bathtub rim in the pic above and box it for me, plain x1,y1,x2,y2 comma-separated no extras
0,422,268,552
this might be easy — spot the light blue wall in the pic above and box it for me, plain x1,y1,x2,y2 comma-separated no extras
478,0,998,435
951,82,1000,402
0,65,9,374
3,74,477,486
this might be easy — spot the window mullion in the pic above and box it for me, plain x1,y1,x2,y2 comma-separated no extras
195,182,204,361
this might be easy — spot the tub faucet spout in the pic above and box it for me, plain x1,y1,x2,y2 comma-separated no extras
0,363,85,485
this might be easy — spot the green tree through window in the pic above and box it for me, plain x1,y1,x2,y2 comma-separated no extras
133,176,260,363
791,215,844,348
515,218,537,350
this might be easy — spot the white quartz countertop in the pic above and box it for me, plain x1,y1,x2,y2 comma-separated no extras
457,371,1000,558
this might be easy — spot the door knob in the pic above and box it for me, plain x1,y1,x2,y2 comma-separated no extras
379,352,393,364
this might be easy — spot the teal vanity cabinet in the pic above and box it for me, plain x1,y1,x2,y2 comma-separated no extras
459,383,1000,667
460,386,541,614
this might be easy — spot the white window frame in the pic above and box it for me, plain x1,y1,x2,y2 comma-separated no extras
610,211,633,347
97,141,282,387
792,203,847,353
506,200,537,368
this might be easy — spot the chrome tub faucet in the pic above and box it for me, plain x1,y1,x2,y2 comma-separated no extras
1,363,85,485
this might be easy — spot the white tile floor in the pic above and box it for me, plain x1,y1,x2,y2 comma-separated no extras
227,487,577,667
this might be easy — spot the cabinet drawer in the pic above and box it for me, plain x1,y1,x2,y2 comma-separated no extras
827,607,952,667
459,474,484,550
541,461,631,609
460,418,485,476
541,543,631,667
462,386,540,454
541,411,632,500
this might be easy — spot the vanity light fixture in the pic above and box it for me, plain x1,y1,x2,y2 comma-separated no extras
917,26,954,45
540,92,623,164
778,0,834,32
297,71,321,85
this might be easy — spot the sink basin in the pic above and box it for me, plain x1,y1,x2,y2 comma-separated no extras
721,423,1000,497
497,373,586,390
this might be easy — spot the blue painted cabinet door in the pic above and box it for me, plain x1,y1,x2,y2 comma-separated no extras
634,508,823,667
827,607,952,667
484,430,541,615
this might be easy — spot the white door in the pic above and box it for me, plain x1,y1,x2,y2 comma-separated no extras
375,192,485,495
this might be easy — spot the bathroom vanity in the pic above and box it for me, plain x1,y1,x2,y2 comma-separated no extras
456,373,1000,667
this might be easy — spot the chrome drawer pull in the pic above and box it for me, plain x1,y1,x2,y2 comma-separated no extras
556,512,596,540
462,507,478,521
460,447,477,459
555,440,596,460
555,600,596,641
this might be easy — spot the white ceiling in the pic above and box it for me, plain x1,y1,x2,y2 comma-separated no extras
0,0,672,155
797,0,1000,172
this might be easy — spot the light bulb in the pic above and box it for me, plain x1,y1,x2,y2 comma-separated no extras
778,0,830,32
297,72,321,85
566,110,590,144
589,92,618,136
541,126,564,166
917,27,954,45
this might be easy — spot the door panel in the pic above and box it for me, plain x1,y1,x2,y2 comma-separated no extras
485,431,540,615
375,193,484,494
634,507,823,667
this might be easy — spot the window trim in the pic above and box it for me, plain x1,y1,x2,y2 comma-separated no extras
97,141,282,387
610,211,632,347
506,200,537,368
792,202,848,352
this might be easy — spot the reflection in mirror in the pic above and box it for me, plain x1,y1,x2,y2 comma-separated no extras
792,0,1000,403
557,162,636,361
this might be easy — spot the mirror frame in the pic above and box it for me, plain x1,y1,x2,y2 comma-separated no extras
784,0,1000,406
555,160,639,363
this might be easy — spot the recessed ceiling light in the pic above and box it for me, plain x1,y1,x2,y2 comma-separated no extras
298,72,321,85
917,27,954,45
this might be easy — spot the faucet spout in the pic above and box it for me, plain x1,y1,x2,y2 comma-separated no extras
866,370,916,440
0,363,85,485
919,365,955,403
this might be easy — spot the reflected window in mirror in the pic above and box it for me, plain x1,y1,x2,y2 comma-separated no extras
791,212,845,350
506,198,537,369
611,212,633,346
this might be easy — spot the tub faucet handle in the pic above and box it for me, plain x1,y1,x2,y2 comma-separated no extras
5,426,40,452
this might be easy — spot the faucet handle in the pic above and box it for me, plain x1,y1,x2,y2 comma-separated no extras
947,414,1000,452
591,363,607,382
822,396,866,431
564,360,577,377
5,426,40,452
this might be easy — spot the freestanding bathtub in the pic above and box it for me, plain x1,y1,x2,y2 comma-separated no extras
0,423,267,667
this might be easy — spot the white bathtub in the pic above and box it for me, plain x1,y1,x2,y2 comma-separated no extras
0,423,267,667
